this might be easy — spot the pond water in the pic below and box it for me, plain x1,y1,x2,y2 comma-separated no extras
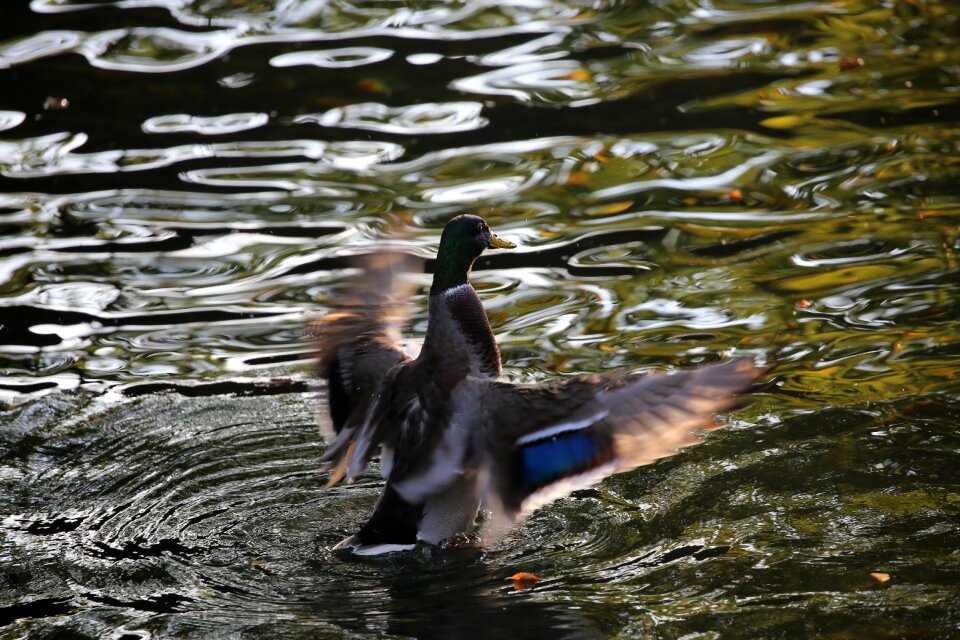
2,0,959,637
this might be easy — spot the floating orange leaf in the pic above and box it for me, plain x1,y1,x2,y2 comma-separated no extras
587,200,634,215
870,572,891,583
557,68,591,82
566,171,591,186
760,114,812,130
510,572,542,590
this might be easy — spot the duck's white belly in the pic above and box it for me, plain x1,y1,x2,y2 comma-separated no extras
417,472,481,544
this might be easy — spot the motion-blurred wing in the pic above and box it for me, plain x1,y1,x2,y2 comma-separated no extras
305,251,422,486
475,358,761,523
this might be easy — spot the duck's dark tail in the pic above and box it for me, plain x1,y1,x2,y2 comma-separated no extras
332,484,423,556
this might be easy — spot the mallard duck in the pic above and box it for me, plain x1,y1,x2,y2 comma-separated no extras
309,215,760,555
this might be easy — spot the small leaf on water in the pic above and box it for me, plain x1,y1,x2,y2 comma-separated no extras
586,200,634,216
870,572,891,583
558,69,591,82
510,572,542,590
759,114,811,130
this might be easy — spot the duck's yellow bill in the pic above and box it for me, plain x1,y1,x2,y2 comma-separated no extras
489,233,516,249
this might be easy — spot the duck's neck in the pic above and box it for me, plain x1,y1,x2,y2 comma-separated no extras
422,282,502,379
430,246,475,295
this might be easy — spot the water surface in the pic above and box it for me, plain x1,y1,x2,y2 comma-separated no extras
1,0,959,637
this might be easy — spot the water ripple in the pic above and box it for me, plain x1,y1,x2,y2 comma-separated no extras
418,175,531,204
296,101,488,135
452,60,599,106
270,47,393,69
0,29,81,66
3,0,960,636
143,113,270,135
0,137,399,178
88,27,236,73
0,110,25,132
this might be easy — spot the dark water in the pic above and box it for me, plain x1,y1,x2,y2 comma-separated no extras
2,0,959,637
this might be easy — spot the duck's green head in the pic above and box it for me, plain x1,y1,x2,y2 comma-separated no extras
431,214,515,295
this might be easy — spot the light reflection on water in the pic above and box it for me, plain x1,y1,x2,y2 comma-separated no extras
1,0,959,637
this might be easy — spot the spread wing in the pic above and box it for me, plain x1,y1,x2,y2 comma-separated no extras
305,251,422,486
393,358,762,524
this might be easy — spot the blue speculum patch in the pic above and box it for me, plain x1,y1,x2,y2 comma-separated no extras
521,431,600,490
